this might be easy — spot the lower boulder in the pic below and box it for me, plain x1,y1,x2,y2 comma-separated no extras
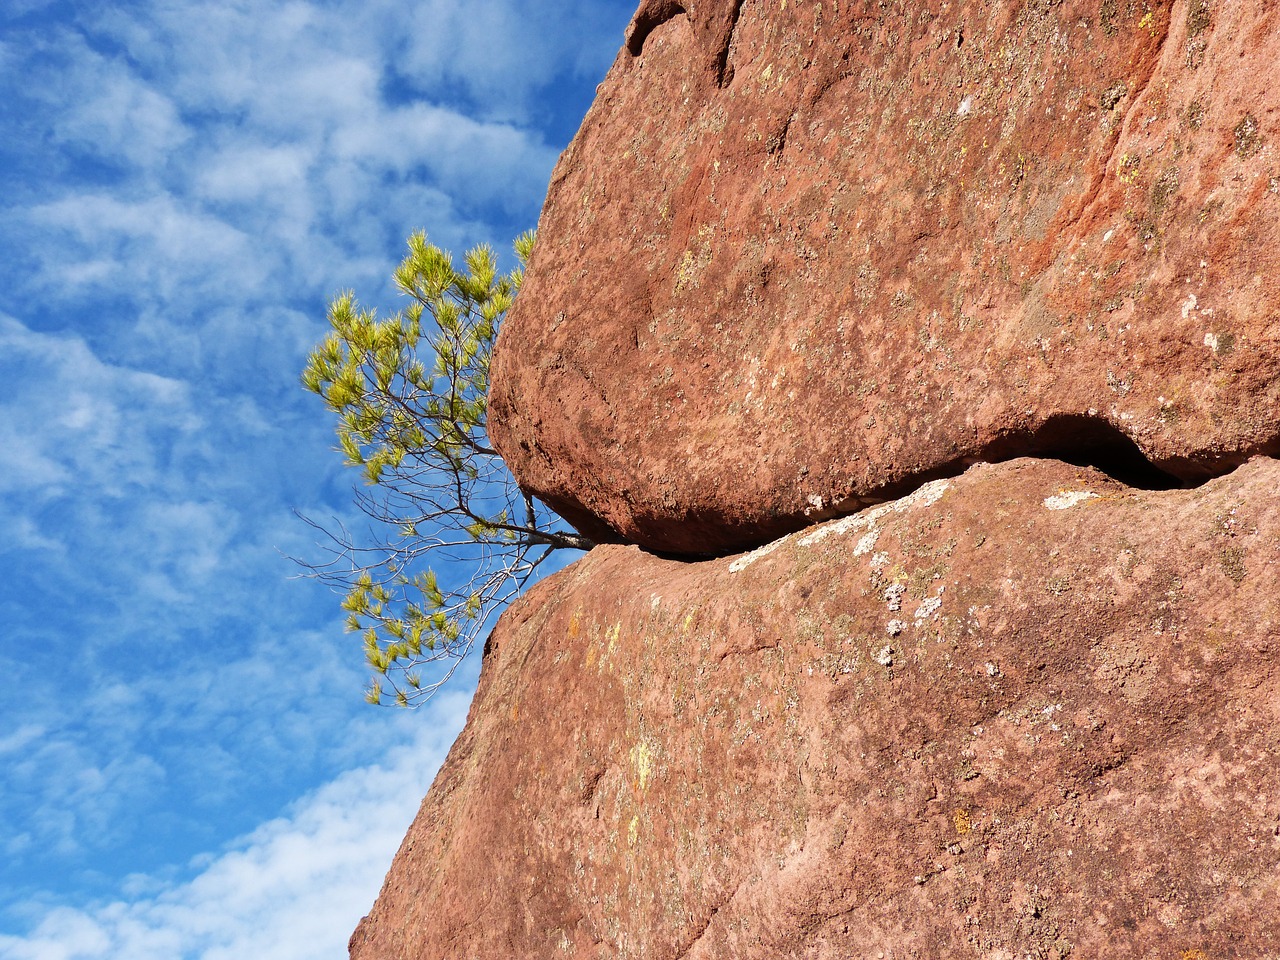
351,457,1280,958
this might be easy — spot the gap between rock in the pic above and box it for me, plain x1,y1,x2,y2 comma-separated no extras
660,414,1280,563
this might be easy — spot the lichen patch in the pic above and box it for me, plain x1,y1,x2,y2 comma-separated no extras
1044,490,1100,510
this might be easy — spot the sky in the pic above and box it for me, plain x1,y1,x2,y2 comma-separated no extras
0,1,634,957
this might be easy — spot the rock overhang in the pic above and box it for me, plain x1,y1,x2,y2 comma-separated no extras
489,0,1280,556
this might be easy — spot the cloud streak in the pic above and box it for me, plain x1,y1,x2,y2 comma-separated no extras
0,316,202,503
0,692,470,960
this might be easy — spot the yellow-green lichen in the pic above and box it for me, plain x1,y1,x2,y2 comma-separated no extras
630,740,654,791
1186,0,1211,38
1235,114,1263,159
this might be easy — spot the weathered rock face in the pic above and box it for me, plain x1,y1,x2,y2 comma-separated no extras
351,457,1280,959
356,3,1280,954
490,0,1280,555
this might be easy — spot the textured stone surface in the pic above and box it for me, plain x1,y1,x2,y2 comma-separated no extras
350,457,1280,959
490,0,1280,555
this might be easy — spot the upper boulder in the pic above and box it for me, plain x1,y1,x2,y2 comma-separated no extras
490,0,1280,555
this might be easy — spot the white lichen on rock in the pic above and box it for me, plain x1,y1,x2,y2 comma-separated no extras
728,537,788,572
733,479,950,571
799,479,950,548
853,528,881,556
1044,490,1100,511
914,588,944,621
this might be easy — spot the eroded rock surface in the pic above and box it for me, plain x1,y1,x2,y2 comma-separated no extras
490,0,1280,555
350,457,1280,959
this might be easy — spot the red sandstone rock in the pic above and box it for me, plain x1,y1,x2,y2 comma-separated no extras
490,0,1280,555
350,456,1280,959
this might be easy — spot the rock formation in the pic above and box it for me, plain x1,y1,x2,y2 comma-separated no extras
351,457,1280,958
489,0,1280,555
352,1,1280,956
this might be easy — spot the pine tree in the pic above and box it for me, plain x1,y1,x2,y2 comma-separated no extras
301,231,592,705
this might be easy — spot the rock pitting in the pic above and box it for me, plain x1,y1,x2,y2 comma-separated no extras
490,0,1280,555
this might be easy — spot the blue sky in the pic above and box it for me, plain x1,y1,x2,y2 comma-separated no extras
0,1,632,956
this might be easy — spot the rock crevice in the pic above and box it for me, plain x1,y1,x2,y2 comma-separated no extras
624,0,685,57
625,0,745,87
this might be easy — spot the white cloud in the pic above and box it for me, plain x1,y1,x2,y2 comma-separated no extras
3,2,49,18
330,100,560,212
26,193,264,300
2,732,168,859
194,144,315,206
7,0,569,353
0,316,202,503
48,43,190,167
0,517,64,553
0,605,472,878
86,4,330,118
397,0,631,120
0,0,627,944
0,726,46,757
0,693,469,960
